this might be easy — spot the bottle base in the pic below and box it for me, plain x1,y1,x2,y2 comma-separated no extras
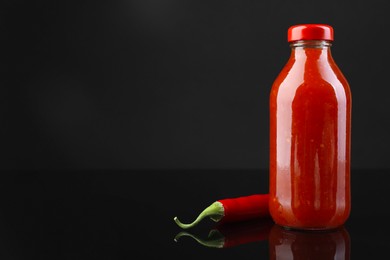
277,224,345,232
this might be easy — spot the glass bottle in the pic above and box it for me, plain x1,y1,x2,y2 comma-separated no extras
269,24,352,230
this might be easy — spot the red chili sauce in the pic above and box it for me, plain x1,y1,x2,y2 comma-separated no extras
269,41,351,230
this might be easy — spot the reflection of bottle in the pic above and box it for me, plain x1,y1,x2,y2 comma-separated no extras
174,219,273,249
269,225,350,260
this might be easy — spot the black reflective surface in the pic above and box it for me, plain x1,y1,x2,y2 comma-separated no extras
0,169,386,259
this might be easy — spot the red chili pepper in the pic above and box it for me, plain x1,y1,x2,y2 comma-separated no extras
174,194,270,229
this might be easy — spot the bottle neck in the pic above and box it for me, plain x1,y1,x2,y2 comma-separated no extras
290,40,333,61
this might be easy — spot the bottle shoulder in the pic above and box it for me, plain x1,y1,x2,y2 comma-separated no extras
270,58,351,101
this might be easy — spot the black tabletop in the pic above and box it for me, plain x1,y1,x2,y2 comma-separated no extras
0,169,386,259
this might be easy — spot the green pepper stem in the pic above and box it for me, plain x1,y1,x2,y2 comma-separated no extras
173,201,224,229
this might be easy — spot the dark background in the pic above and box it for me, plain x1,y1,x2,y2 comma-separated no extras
2,0,389,170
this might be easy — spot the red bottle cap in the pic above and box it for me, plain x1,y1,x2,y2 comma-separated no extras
287,24,334,42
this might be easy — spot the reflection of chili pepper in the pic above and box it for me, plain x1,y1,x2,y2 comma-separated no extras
174,194,269,229
174,218,273,248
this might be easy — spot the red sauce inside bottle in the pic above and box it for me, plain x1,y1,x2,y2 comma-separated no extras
269,32,351,230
